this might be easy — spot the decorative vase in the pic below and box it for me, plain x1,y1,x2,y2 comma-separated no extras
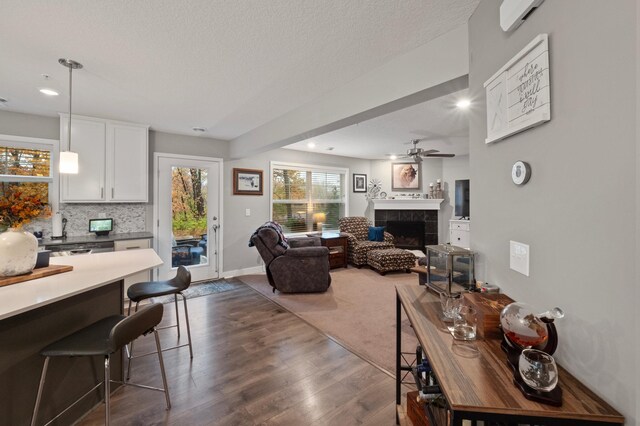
0,228,38,277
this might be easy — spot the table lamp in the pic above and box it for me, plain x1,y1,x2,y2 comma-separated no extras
312,212,326,232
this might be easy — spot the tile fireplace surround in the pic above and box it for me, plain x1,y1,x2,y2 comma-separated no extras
371,199,443,249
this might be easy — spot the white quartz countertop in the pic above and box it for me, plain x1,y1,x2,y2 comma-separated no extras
0,249,162,320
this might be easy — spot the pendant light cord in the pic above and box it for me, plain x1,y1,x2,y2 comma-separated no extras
67,64,73,152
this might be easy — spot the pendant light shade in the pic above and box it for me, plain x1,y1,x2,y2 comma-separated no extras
59,151,79,174
59,58,83,174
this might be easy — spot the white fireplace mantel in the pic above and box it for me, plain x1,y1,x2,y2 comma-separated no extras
370,198,444,210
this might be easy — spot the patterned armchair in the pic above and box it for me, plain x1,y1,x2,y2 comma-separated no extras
338,216,394,267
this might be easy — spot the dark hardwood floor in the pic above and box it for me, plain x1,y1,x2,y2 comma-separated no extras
78,284,400,425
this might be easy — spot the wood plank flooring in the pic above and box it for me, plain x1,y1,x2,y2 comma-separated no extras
78,284,402,425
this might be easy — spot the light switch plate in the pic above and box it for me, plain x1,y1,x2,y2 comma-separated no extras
510,240,530,276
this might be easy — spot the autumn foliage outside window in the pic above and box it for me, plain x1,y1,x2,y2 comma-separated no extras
0,146,52,229
172,167,208,239
272,165,346,234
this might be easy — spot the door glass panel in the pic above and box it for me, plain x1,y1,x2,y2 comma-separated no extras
171,166,208,268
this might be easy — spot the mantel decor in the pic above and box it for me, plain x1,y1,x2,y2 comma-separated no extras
484,34,550,144
232,168,263,195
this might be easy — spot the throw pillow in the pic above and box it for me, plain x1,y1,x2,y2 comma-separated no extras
368,226,385,242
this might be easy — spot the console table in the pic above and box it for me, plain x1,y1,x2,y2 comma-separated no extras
395,285,624,425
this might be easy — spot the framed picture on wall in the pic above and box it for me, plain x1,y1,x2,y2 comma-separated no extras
233,168,263,195
353,173,367,193
391,162,421,191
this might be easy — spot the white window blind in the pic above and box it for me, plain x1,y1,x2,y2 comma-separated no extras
272,163,347,234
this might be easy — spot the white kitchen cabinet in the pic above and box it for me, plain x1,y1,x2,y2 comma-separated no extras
449,219,470,249
114,238,151,296
60,114,149,203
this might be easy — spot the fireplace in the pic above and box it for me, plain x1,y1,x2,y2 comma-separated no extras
375,209,438,252
386,221,425,251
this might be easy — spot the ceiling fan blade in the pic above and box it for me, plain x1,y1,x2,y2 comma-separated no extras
420,149,439,155
424,153,455,158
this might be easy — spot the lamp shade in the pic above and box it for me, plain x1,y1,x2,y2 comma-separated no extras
59,151,79,174
312,212,326,223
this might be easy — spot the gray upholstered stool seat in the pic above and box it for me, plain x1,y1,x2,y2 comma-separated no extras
31,303,170,426
367,248,417,275
128,281,183,301
125,266,193,380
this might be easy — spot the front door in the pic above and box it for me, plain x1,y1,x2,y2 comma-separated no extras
155,154,222,281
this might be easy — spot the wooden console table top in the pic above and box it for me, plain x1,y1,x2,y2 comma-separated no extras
396,285,623,424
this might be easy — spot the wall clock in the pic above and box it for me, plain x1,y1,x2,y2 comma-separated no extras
511,161,531,185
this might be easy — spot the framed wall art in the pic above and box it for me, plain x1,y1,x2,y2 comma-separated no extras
233,168,263,195
391,162,421,191
484,33,550,144
353,173,367,193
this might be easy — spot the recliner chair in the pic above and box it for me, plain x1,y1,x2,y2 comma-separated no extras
250,227,331,293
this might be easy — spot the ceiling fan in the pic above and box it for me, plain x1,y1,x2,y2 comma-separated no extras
400,138,455,162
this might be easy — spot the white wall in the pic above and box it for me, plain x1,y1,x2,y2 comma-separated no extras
469,1,637,421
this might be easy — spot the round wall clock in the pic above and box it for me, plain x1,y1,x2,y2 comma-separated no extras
511,161,531,185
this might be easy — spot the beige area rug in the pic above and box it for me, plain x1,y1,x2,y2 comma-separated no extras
237,267,420,375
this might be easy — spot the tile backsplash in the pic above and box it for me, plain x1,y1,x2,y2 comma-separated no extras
27,203,146,238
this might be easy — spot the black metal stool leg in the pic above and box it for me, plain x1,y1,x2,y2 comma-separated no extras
104,355,111,426
174,293,181,338
126,302,140,381
181,293,193,359
30,356,50,426
154,329,171,409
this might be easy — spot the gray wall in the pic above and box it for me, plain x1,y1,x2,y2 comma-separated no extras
469,1,636,422
224,149,371,272
0,110,58,139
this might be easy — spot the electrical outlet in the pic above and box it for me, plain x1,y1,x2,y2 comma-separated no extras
245,208,251,217
510,240,530,276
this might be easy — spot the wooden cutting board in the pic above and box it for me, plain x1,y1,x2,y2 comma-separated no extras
0,265,73,287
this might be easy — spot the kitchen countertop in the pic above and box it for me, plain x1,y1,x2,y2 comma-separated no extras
0,249,162,320
40,231,154,246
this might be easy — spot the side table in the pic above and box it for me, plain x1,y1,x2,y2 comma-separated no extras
319,233,348,269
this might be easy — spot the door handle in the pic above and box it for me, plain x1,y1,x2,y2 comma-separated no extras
101,187,104,198
111,188,114,198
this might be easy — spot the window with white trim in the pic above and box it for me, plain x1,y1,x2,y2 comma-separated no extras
271,162,348,234
0,135,58,228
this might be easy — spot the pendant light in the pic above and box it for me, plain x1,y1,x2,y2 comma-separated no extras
58,58,83,174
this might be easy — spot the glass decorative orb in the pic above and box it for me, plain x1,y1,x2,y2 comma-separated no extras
518,349,558,392
500,302,548,349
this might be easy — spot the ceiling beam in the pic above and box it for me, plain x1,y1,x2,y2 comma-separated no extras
229,24,469,159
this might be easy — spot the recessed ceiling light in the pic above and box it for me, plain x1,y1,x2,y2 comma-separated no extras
456,99,471,109
39,88,59,96
389,154,398,160
307,141,316,149
192,127,206,132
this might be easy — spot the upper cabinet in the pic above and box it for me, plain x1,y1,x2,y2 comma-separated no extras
60,115,149,203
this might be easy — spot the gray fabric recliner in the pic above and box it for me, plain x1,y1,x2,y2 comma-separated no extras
250,228,332,293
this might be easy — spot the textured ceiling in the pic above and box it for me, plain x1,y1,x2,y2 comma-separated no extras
0,0,478,140
285,89,470,160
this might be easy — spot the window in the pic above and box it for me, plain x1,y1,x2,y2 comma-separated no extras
271,162,348,234
0,135,58,216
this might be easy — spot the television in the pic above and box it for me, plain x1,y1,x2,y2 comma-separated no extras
454,180,470,219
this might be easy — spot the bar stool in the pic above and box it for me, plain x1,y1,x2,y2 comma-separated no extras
126,266,193,379
31,303,170,426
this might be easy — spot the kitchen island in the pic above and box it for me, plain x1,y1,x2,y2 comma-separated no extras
0,249,162,425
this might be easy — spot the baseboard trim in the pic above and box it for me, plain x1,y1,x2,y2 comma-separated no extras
222,266,264,278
